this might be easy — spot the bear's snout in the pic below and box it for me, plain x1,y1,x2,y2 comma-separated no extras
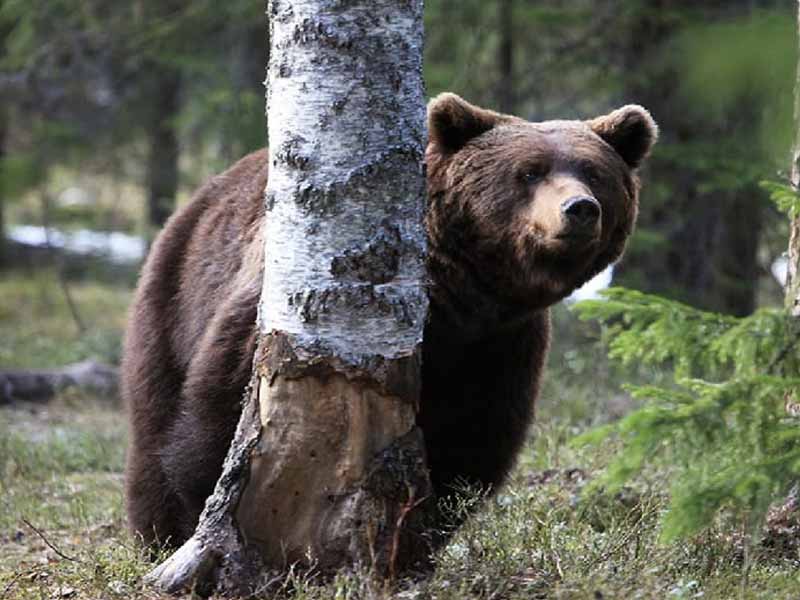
560,195,601,235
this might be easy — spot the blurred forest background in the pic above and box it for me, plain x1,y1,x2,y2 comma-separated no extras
2,1,800,598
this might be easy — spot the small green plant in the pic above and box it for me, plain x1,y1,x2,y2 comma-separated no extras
760,180,800,219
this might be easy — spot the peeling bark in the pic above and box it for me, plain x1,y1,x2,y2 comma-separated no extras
254,0,432,574
147,0,431,594
237,333,432,572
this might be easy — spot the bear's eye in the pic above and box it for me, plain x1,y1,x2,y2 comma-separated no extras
580,163,602,186
522,165,549,184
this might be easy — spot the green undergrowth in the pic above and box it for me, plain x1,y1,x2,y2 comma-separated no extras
1,399,799,600
0,399,162,599
573,287,800,544
0,267,132,368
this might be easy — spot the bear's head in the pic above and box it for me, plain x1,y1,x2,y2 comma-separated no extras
425,93,657,325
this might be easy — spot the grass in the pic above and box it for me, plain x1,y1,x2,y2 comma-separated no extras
1,408,799,599
2,405,798,599
0,272,799,598
0,398,161,599
0,267,132,368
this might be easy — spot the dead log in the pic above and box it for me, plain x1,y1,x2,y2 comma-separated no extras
0,360,118,404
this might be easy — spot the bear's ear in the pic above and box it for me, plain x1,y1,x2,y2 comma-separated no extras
587,105,658,169
428,93,506,154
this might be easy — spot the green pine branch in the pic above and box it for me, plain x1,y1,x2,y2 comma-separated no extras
573,288,800,541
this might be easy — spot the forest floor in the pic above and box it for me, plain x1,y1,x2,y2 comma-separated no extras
1,268,799,599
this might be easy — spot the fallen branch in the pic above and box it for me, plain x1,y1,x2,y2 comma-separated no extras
21,517,84,563
0,360,118,404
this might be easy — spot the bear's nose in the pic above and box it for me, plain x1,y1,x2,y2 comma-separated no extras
561,196,601,229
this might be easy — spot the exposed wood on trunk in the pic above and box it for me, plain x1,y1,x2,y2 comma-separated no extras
254,0,434,570
0,361,118,404
236,333,432,573
146,0,431,594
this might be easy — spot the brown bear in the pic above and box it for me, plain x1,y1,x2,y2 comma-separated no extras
123,93,657,547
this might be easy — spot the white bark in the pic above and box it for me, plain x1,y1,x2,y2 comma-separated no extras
261,0,428,362
787,0,800,315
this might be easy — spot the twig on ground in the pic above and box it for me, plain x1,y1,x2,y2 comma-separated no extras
0,569,29,600
388,485,428,582
21,518,83,563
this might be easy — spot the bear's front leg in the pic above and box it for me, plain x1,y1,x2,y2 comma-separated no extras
418,311,549,501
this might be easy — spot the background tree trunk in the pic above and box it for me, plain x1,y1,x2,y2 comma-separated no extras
0,107,6,268
497,0,514,113
146,0,431,594
614,0,763,317
145,65,181,236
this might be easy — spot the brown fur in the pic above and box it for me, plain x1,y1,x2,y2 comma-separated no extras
123,152,267,545
123,94,656,547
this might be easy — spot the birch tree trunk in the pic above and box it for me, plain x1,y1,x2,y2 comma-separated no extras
146,0,431,594
786,0,800,316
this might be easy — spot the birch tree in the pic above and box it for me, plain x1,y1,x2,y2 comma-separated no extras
146,0,432,594
786,0,800,317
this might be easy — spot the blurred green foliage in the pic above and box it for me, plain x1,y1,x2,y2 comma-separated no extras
673,13,794,163
0,2,794,316
0,0,265,236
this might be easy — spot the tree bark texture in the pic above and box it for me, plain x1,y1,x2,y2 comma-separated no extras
247,0,431,569
786,0,800,316
147,0,431,593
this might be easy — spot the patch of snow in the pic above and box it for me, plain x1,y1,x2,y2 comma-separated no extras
8,225,145,264
565,264,614,304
